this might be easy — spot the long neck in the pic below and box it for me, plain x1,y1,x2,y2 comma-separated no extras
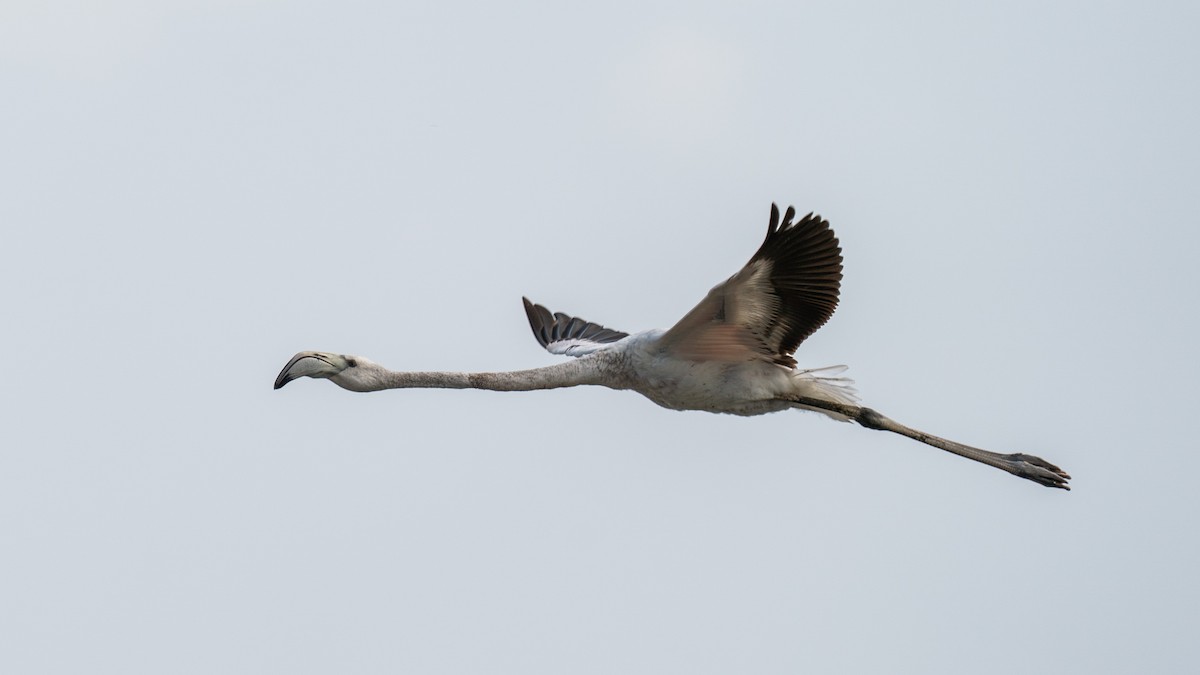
373,359,608,392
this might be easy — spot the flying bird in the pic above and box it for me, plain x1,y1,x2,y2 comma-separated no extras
275,204,1070,489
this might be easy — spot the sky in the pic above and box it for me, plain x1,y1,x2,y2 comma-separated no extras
3,1,1199,673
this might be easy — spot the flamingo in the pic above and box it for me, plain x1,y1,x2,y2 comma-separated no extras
275,204,1070,489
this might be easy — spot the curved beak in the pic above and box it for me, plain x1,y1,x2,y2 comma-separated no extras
274,351,348,389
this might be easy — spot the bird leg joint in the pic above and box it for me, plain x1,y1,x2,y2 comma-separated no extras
856,407,889,430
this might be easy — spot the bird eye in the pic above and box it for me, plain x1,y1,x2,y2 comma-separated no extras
347,358,357,367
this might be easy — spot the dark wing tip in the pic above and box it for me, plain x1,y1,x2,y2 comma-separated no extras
522,298,630,353
782,205,796,229
522,296,553,348
750,203,844,355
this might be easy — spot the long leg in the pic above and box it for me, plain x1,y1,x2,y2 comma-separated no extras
780,395,1070,490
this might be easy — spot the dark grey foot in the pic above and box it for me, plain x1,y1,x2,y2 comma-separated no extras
1005,453,1071,490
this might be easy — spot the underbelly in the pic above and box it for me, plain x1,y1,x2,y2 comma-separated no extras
631,361,793,416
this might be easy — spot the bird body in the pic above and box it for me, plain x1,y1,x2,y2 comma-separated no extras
276,204,1070,489
619,333,855,416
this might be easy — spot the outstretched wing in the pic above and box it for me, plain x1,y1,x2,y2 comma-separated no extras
658,204,843,368
522,297,630,357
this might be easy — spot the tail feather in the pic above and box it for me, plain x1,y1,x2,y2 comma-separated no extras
791,365,858,420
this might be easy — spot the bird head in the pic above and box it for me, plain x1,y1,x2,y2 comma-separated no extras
273,351,381,392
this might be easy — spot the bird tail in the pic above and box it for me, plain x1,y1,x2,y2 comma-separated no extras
790,365,859,420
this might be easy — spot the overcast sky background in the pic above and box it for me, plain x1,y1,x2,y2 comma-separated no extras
3,1,1199,673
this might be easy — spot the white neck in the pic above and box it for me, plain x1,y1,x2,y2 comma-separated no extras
346,358,614,393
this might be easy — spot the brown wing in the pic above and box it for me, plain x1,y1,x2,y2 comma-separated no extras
658,204,843,367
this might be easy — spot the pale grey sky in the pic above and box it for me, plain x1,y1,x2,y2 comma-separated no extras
3,1,1199,673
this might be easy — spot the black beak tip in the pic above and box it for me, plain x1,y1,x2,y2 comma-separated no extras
274,374,292,390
